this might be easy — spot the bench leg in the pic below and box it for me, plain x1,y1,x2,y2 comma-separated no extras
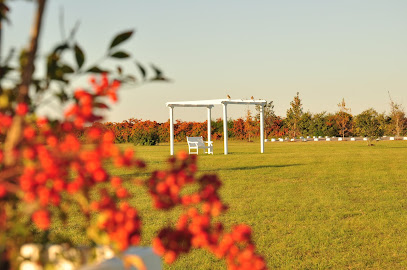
205,146,213,155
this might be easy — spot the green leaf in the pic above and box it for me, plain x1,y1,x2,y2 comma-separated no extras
61,64,74,74
94,102,109,109
150,64,163,78
0,3,11,24
135,62,146,80
74,43,85,69
53,43,69,54
0,65,12,78
86,66,107,73
110,51,130,59
109,30,134,49
19,48,29,71
55,90,69,102
46,52,59,79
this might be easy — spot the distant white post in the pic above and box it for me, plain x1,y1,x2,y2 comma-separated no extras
207,106,212,143
260,104,265,153
169,106,174,155
222,103,228,155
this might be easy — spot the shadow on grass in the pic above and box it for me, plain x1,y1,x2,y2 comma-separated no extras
379,145,407,149
202,163,303,172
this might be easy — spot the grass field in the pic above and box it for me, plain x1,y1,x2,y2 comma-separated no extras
59,140,407,269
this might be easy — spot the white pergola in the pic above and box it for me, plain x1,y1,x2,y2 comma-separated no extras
166,99,267,155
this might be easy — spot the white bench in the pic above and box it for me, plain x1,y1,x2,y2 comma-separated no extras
187,136,213,155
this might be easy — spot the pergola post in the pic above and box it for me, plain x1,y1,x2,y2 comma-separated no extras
169,106,174,156
207,106,212,143
260,104,265,153
222,103,228,155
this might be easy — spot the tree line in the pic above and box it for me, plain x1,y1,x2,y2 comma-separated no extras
97,92,406,145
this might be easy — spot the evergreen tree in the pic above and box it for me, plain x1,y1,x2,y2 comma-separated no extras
245,109,256,142
286,92,303,138
255,101,276,138
354,108,384,146
388,92,406,137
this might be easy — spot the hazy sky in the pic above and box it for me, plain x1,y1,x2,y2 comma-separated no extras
5,0,407,122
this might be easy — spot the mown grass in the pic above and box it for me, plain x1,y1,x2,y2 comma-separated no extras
57,140,407,269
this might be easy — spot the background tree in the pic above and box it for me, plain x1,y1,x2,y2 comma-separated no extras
231,118,246,140
310,112,329,137
298,111,312,137
244,108,256,142
325,113,340,137
354,108,384,146
255,100,276,138
286,92,303,138
388,91,406,138
336,98,352,139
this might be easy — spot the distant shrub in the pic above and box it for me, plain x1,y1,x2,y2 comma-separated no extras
130,120,160,145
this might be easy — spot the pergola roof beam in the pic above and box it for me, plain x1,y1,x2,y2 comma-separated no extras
166,104,214,108
166,99,266,107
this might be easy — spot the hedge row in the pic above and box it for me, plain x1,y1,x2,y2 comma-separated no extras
93,112,406,145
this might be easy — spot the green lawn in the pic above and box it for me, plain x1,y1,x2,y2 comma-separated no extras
62,140,407,269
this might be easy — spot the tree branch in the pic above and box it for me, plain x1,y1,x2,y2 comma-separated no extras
4,0,47,166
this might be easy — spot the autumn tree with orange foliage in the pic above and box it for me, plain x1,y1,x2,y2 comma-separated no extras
336,98,352,139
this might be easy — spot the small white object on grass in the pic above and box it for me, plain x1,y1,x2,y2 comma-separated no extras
48,244,63,262
79,247,161,270
20,244,40,261
20,261,41,270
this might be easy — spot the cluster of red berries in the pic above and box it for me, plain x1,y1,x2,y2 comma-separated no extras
91,192,141,251
214,225,267,270
149,152,266,269
0,75,144,252
0,74,268,269
65,74,120,128
146,152,196,209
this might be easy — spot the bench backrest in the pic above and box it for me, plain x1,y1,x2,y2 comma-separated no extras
187,136,205,147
